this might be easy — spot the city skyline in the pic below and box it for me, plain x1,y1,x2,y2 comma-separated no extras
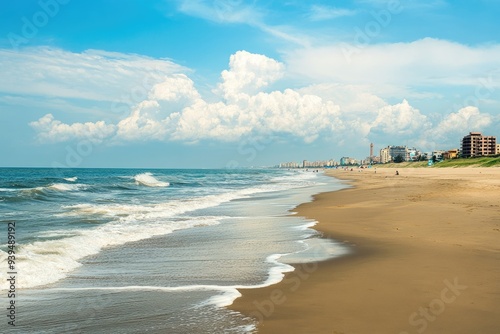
1,1,500,168
279,131,499,167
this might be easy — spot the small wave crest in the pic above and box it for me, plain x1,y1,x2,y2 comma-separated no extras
134,173,170,187
64,176,78,182
48,183,85,192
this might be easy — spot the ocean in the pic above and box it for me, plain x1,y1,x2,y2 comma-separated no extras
0,168,347,333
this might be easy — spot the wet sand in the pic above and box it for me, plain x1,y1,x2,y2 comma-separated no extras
230,168,500,334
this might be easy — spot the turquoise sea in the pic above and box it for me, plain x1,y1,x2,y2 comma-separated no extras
0,168,347,333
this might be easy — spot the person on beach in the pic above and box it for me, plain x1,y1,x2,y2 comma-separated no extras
395,170,399,175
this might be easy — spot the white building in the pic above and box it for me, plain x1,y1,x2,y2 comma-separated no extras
380,147,391,163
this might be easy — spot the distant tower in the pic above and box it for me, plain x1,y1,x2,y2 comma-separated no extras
370,143,374,161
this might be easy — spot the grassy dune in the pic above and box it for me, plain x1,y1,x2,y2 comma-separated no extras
377,156,500,168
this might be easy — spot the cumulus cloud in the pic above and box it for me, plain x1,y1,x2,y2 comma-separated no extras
30,51,344,144
370,99,430,137
436,106,492,133
113,52,340,143
29,49,494,152
30,114,116,143
298,83,386,115
168,89,343,143
418,106,494,149
217,50,285,100
115,101,168,141
148,74,200,102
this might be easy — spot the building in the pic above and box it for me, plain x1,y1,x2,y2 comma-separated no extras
279,162,300,168
380,147,391,164
389,146,409,162
443,149,459,160
497,144,500,154
303,160,337,168
340,157,357,166
407,148,420,161
461,132,497,158
432,150,446,161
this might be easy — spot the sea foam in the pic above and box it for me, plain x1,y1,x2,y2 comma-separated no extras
0,171,326,291
48,183,86,191
0,216,223,290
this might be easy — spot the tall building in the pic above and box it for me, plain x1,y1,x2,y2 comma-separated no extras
380,147,391,164
461,132,497,158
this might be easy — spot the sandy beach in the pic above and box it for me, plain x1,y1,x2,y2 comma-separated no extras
231,168,500,334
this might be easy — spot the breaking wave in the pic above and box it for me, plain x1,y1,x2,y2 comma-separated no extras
134,173,170,187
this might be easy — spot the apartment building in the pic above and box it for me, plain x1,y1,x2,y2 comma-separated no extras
380,147,391,164
461,132,497,157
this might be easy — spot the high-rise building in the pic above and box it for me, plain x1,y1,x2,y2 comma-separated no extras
461,132,497,158
380,147,391,164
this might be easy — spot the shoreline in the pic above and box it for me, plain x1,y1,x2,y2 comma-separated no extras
230,167,500,333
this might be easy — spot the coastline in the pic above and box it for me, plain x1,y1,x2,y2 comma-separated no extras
230,168,500,333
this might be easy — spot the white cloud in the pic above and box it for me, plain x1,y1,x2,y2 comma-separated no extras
149,74,200,102
30,51,344,144
30,114,116,143
298,83,386,115
170,99,248,142
309,5,357,21
245,89,343,143
217,50,285,100
357,0,447,9
370,99,430,136
436,106,492,133
176,0,261,25
174,0,310,47
285,38,500,89
411,105,500,151
27,49,497,154
0,47,187,102
419,106,494,149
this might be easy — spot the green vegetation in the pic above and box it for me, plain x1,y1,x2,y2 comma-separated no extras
377,161,428,168
393,154,405,163
433,156,500,168
377,156,500,168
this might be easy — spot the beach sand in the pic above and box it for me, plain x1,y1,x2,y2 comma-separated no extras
230,168,500,334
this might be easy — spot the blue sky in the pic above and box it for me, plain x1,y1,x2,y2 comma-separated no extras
1,0,499,168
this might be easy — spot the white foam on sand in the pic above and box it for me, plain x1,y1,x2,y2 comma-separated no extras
41,245,338,313
0,216,222,290
0,177,316,290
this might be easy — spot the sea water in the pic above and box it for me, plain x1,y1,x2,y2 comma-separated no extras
0,168,347,333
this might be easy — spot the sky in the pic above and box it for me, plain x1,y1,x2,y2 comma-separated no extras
1,0,499,168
